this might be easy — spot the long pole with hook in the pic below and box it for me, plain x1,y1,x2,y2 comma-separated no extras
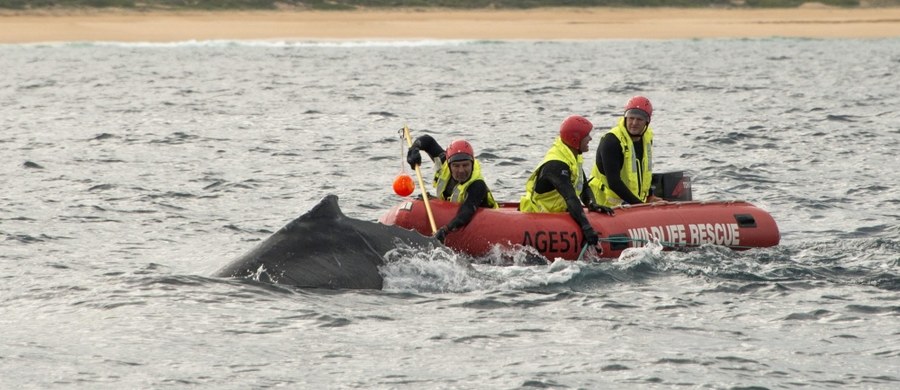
401,125,438,234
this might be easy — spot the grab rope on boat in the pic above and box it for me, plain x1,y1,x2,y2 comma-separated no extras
598,236,758,250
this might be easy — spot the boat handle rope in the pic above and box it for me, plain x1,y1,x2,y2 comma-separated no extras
598,236,758,250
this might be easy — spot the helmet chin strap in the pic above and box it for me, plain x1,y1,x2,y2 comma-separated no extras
565,143,582,155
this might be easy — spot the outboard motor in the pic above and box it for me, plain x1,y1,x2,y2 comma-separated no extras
652,171,692,201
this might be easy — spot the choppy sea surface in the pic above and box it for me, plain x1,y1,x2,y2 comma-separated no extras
2,38,899,389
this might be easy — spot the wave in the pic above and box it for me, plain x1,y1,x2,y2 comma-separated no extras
12,37,889,49
376,240,900,293
8,39,485,49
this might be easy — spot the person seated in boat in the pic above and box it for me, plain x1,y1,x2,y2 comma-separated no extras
589,95,665,207
407,135,498,243
519,115,614,249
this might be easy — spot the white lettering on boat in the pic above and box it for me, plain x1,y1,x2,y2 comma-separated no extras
627,223,740,247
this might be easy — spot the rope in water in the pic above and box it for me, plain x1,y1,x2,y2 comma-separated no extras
577,243,590,261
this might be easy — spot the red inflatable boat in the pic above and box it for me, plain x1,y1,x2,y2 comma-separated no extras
378,173,780,260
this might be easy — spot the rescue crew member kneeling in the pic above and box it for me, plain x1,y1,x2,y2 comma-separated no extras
589,95,664,207
407,135,498,243
519,115,614,249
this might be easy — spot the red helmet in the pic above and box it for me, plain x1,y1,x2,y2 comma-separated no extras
624,96,653,123
446,139,475,163
559,115,593,149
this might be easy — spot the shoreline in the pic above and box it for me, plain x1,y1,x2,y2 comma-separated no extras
3,7,900,43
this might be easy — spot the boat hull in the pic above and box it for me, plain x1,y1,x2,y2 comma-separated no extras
378,198,780,260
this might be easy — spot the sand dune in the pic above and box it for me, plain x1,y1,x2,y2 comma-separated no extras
2,7,900,43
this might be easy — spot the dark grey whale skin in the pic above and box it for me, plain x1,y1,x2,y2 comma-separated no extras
214,195,437,289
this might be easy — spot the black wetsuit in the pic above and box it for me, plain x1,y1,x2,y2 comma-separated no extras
530,160,597,233
412,135,491,231
594,132,646,205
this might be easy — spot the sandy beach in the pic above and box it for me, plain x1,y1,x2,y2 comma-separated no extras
2,7,900,43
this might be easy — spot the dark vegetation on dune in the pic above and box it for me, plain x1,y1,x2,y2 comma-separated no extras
3,0,899,11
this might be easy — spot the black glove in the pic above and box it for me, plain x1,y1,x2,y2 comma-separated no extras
406,146,422,170
587,202,615,216
434,227,448,243
582,225,599,247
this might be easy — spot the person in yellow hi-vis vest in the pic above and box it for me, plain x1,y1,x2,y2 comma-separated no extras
407,135,498,243
589,96,665,207
520,115,614,248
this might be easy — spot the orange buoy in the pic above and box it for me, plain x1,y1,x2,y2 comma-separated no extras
392,173,415,196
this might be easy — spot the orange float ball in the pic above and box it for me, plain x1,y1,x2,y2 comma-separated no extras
392,174,415,196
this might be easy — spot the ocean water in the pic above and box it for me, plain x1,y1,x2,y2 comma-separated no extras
1,38,898,388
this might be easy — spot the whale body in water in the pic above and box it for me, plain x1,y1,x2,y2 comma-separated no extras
214,195,438,289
